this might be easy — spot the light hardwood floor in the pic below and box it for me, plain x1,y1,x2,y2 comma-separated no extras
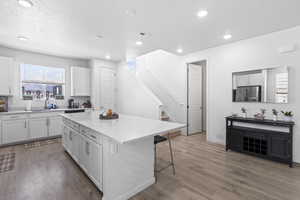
1,134,300,200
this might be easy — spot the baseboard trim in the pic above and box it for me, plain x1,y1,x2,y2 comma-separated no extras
0,135,62,148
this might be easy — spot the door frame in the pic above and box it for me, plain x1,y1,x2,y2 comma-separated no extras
186,60,207,136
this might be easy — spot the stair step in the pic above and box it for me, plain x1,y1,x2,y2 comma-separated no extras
160,116,170,121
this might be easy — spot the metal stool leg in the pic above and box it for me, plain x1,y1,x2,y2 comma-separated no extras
154,143,157,183
167,133,175,175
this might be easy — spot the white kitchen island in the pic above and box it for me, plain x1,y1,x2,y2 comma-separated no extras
61,111,185,200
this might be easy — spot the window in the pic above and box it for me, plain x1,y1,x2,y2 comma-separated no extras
20,64,65,100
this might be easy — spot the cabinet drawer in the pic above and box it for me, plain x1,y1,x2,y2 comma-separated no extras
63,118,80,131
80,126,102,144
29,112,61,119
0,114,28,120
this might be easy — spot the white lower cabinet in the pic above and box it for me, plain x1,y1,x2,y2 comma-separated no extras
62,126,69,150
70,129,81,163
28,118,48,139
49,116,62,136
0,112,63,145
2,119,28,144
63,123,102,189
87,138,102,187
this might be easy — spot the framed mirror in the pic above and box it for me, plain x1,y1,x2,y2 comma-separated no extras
232,67,288,103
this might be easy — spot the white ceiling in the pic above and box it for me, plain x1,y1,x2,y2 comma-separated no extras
1,0,300,61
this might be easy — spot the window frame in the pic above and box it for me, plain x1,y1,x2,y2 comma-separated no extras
20,63,66,101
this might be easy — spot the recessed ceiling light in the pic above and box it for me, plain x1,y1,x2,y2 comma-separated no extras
105,55,111,60
18,0,33,8
177,48,183,53
96,35,103,39
197,10,208,18
17,36,29,41
136,41,143,46
223,34,232,40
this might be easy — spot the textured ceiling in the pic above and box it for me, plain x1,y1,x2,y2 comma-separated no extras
0,0,300,61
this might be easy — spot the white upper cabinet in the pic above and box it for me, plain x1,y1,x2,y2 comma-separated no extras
71,66,90,96
0,56,13,96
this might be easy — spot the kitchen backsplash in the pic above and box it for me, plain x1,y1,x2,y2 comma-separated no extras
7,96,90,111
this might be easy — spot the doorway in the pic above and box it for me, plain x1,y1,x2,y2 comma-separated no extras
187,60,207,136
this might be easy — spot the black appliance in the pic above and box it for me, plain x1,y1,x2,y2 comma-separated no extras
68,99,74,108
234,85,262,102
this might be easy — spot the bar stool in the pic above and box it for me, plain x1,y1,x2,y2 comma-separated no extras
154,133,175,181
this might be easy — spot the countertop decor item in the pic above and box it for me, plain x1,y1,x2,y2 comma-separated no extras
254,108,266,120
241,107,247,118
99,109,119,120
272,109,278,121
281,111,293,121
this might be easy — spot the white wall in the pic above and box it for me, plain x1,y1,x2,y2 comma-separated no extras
184,26,300,162
116,62,161,119
0,46,89,109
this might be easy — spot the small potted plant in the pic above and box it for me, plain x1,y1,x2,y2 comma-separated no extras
272,109,278,121
261,109,266,118
254,108,266,120
281,111,293,121
241,107,247,118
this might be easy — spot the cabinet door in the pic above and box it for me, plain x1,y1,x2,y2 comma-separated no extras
0,57,12,95
269,135,291,160
236,74,249,87
62,126,69,150
71,66,90,96
28,118,48,139
49,116,62,136
229,129,242,151
2,119,28,144
70,130,81,162
89,140,102,187
248,73,263,86
81,137,90,173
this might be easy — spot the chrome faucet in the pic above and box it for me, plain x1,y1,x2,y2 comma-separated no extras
44,97,49,109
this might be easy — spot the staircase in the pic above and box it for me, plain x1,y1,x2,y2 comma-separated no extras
135,58,183,123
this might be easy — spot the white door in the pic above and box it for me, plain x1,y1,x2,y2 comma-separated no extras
28,118,48,139
188,64,203,134
0,57,12,95
100,68,116,110
48,116,62,136
2,119,28,143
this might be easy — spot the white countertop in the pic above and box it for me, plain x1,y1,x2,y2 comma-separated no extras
0,108,86,115
61,111,186,143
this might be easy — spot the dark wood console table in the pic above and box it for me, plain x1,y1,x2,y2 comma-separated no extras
226,116,295,167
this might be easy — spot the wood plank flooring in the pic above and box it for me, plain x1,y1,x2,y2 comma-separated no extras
1,134,300,200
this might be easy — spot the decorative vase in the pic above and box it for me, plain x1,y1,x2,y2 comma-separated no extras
284,116,292,122
273,115,278,121
242,113,247,118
